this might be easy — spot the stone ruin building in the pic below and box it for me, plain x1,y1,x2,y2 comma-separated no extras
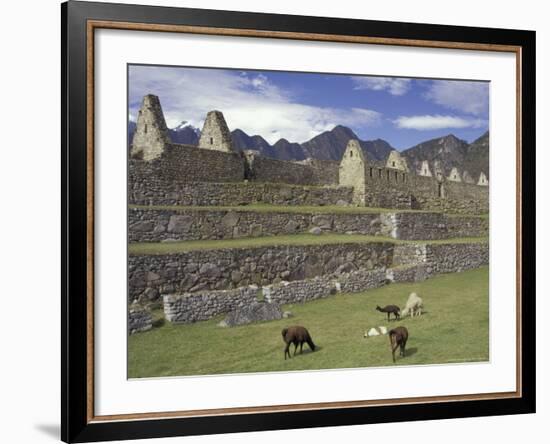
339,140,367,205
418,160,432,177
130,94,171,161
447,167,462,182
385,150,409,171
127,94,490,332
478,171,489,186
198,110,234,153
129,94,489,212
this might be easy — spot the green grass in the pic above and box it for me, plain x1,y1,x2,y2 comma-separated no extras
128,233,489,255
128,266,489,378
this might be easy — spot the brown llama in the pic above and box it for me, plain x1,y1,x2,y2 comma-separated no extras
376,304,401,321
388,326,409,363
282,326,316,360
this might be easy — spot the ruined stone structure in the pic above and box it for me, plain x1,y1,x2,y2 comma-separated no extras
128,96,488,214
338,140,367,205
385,150,409,171
433,160,444,181
134,241,488,323
131,94,170,161
447,167,462,182
127,94,490,330
198,110,234,152
129,207,488,243
336,141,488,214
418,160,432,177
478,171,489,186
462,170,475,184
243,151,339,186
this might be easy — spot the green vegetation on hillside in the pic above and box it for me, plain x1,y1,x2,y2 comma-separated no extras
128,266,489,378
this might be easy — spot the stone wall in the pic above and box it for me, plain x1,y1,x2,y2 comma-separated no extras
301,158,340,185
156,242,488,324
391,212,488,240
129,208,487,242
263,268,387,305
163,287,259,324
129,143,244,186
128,308,153,334
129,180,354,207
426,243,489,274
245,153,339,186
163,269,388,323
392,242,489,275
128,208,388,242
128,242,394,302
386,265,428,283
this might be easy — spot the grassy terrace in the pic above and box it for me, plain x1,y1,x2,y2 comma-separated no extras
128,233,489,255
128,266,489,378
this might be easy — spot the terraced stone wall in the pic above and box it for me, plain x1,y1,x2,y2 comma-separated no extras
128,242,394,303
128,208,388,242
128,208,488,242
129,180,354,207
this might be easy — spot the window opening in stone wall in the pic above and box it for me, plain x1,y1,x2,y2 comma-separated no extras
386,170,390,181
438,182,445,198
395,171,398,181
144,124,147,134
403,173,406,182
350,151,353,157
369,167,373,178
392,161,396,167
210,137,213,145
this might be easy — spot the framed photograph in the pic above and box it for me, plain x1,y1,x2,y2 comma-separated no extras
62,1,535,442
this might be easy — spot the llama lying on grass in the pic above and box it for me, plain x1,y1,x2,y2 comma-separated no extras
401,293,424,318
376,305,400,321
282,326,316,360
364,326,389,338
389,326,409,362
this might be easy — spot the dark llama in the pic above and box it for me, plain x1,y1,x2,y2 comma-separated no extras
282,326,316,360
376,304,401,321
389,326,409,363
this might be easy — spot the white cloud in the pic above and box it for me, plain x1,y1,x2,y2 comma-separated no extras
351,77,411,96
393,114,487,130
129,66,381,144
423,80,489,115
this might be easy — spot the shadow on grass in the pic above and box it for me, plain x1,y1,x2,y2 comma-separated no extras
285,345,323,359
405,347,418,357
152,317,165,328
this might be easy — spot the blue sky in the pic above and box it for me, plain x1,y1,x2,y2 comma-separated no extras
129,64,489,150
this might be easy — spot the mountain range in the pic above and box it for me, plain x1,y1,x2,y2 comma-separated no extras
128,121,489,179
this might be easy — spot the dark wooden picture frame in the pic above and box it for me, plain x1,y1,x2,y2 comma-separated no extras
61,1,536,442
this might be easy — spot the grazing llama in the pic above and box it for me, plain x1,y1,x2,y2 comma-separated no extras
389,326,409,362
401,292,424,318
282,326,316,360
376,305,401,321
